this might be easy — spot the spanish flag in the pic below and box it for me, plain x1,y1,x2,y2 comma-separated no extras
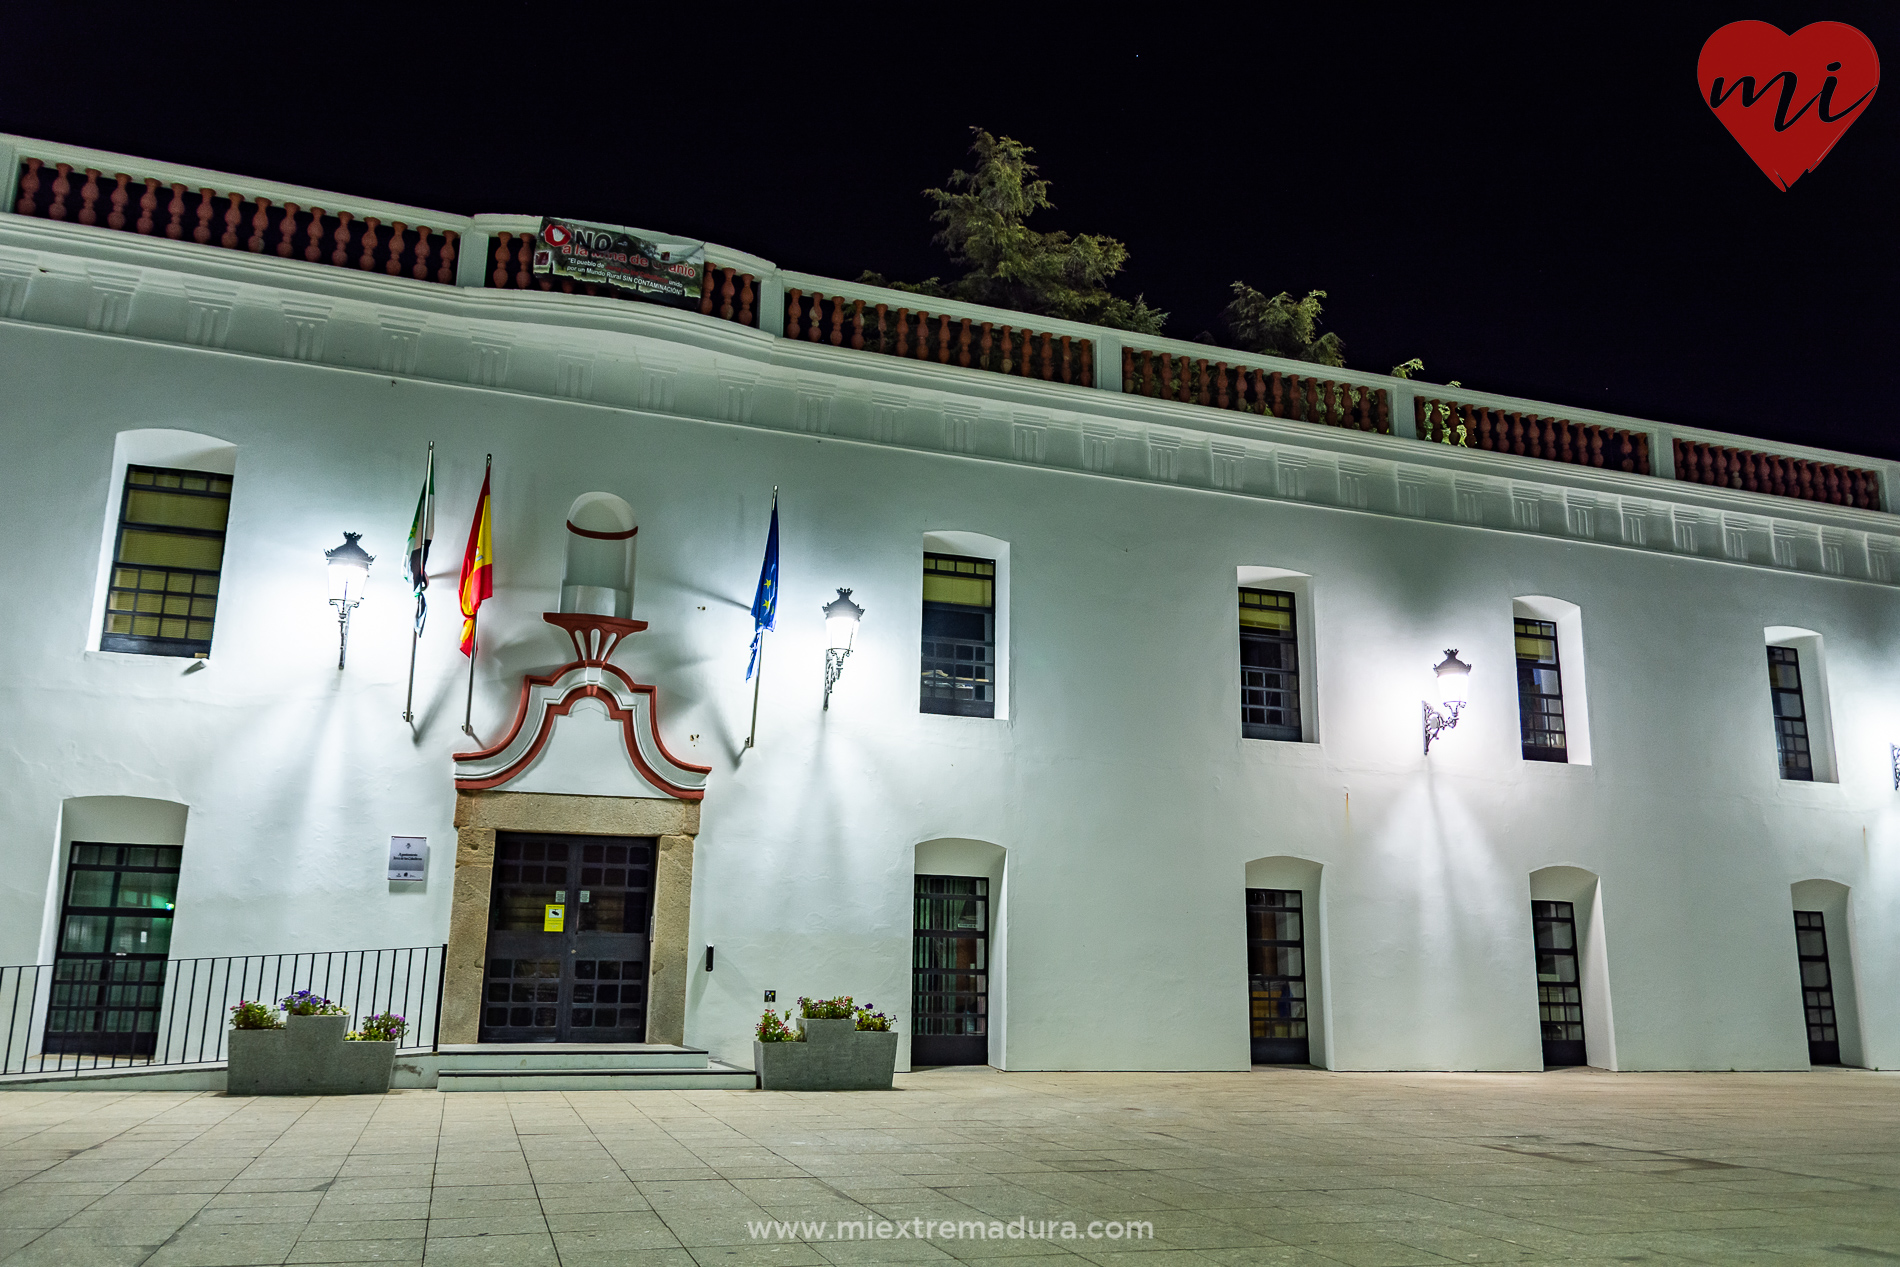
458,459,493,657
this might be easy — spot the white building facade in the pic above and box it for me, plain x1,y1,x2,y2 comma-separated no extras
2,132,1896,1074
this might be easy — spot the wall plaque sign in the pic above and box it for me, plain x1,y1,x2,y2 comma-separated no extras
387,836,428,881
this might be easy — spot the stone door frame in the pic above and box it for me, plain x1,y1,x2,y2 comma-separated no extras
444,790,697,1045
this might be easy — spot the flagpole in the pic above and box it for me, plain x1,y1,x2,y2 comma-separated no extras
403,442,434,725
744,636,763,750
461,611,478,737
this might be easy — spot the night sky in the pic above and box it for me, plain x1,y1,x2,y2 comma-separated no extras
7,6,1895,458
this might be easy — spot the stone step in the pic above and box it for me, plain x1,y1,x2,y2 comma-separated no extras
435,1043,711,1071
436,1059,756,1092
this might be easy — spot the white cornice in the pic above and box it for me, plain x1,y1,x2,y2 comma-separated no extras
2,219,1895,589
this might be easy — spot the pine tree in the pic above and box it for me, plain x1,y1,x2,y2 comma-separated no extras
862,129,1166,335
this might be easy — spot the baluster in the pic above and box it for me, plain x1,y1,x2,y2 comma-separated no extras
999,326,1013,373
248,198,272,252
739,274,755,326
1192,359,1208,405
1747,451,1764,491
437,231,457,285
834,296,849,347
874,303,888,352
385,222,407,275
937,313,952,362
492,233,514,288
958,317,972,366
1376,388,1391,433
1263,372,1279,417
1060,334,1073,384
1415,397,1430,439
1302,377,1318,422
78,168,101,225
1769,456,1788,497
1214,362,1230,410
221,192,243,249
1039,331,1053,380
1633,433,1649,474
1120,346,1134,392
852,301,867,350
784,288,803,339
979,321,994,370
410,226,431,278
330,211,355,267
808,293,825,342
136,177,159,234
1826,466,1844,503
300,209,324,262
1695,443,1713,484
48,163,73,220
718,267,736,320
167,183,188,238
15,157,41,215
894,308,909,358
1140,349,1153,396
192,187,216,242
1552,420,1569,464
1473,407,1492,450
107,173,131,230
698,269,716,315
1080,340,1094,388
1248,369,1264,416
1589,427,1606,467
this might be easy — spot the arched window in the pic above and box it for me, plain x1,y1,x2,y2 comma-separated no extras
1512,597,1592,765
90,430,238,658
1764,627,1837,782
921,531,1010,719
561,493,637,618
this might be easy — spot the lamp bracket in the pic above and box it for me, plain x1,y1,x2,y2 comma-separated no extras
1423,699,1465,755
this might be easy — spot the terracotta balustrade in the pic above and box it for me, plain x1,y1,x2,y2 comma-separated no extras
1672,438,1879,509
1414,397,1652,476
781,291,1093,386
483,233,759,329
11,157,459,284
1119,347,1391,434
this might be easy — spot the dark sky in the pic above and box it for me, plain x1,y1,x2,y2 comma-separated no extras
8,6,1895,458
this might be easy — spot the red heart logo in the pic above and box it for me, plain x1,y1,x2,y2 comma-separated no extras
1698,21,1879,190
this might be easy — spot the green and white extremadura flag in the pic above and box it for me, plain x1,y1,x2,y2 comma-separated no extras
405,445,435,634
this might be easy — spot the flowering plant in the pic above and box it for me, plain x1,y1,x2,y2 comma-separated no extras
798,995,856,1020
279,990,345,1017
229,1000,283,1030
347,1012,407,1043
854,1007,893,1032
756,1009,804,1042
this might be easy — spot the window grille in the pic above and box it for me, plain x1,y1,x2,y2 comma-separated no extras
921,553,995,717
101,465,232,658
1514,619,1568,762
1240,588,1300,741
1767,646,1813,781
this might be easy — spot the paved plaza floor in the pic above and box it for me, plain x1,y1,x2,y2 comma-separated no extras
1,1066,1897,1266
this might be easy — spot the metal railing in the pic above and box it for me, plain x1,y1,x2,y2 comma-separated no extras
0,945,446,1078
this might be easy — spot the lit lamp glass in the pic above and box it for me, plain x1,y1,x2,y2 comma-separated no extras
822,587,865,710
1423,648,1471,754
324,532,373,670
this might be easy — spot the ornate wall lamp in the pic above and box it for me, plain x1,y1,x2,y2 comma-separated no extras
1422,649,1471,754
822,588,864,709
325,532,373,670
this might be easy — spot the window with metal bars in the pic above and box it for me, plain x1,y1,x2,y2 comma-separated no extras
101,465,232,658
1240,588,1300,741
1767,646,1813,781
912,875,988,1065
1514,619,1567,762
921,553,995,717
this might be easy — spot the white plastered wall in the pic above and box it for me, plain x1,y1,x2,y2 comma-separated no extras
1791,878,1865,1066
1529,865,1617,1069
1243,855,1328,1068
923,531,1010,720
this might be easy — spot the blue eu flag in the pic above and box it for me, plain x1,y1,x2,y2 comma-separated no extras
747,493,778,680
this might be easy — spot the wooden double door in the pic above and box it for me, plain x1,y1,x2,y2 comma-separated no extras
480,833,653,1043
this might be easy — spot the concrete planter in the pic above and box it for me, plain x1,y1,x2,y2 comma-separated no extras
227,1014,396,1095
753,1018,899,1091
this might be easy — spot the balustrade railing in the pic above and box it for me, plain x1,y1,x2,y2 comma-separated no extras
12,157,461,284
0,945,445,1078
1119,346,1391,434
1673,439,1879,509
785,289,1095,385
1415,396,1652,475
483,229,761,327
